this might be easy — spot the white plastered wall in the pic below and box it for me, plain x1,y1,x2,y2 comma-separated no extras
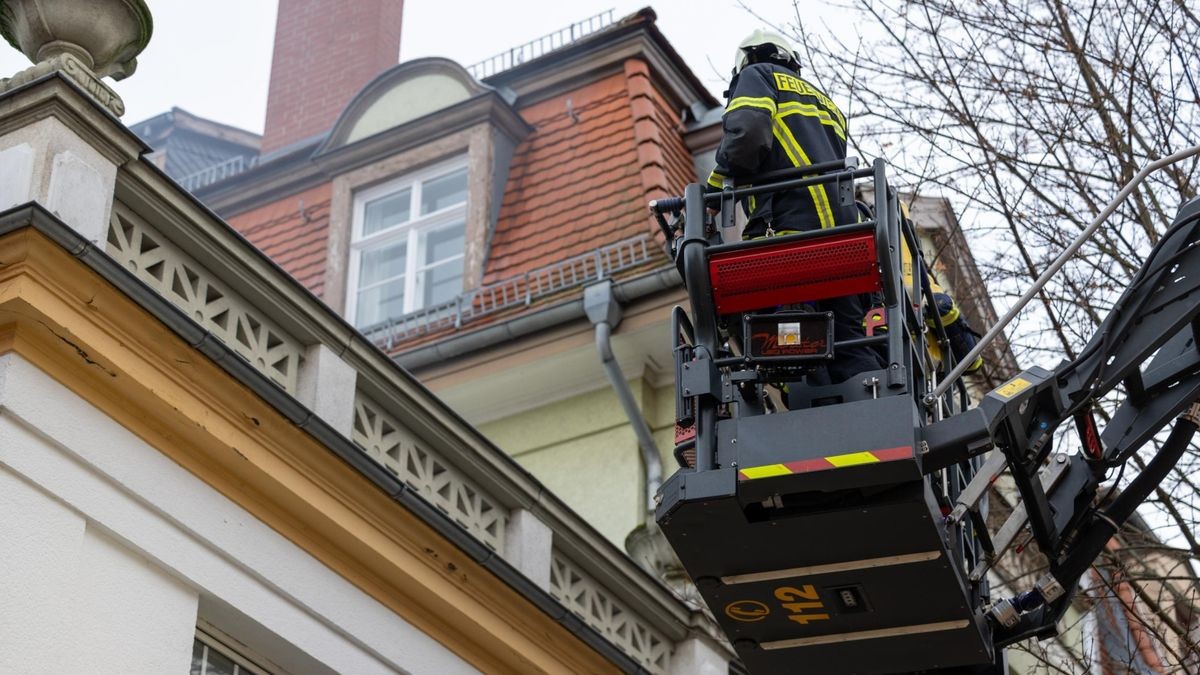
0,352,479,675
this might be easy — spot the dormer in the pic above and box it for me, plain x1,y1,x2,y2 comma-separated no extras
313,58,532,329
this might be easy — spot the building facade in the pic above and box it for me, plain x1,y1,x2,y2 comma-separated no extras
7,1,1170,674
0,5,729,672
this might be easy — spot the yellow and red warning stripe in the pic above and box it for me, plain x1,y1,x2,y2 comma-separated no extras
738,446,913,481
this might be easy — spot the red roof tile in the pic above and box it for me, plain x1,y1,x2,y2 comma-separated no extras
484,72,656,286
226,184,332,299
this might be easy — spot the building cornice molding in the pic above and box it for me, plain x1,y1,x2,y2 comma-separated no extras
0,72,147,165
200,92,532,220
312,90,532,178
0,219,632,675
0,195,712,651
195,141,326,218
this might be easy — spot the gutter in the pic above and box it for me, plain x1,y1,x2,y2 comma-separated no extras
0,203,654,675
394,265,681,371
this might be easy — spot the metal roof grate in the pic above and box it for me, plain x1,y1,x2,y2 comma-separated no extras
179,154,258,192
363,233,662,349
465,9,616,80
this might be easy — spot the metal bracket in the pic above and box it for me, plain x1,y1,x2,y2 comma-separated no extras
680,351,730,401
1035,574,1066,603
970,453,1072,582
946,451,1008,524
838,173,854,206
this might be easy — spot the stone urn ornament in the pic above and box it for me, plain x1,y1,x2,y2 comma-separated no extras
0,0,152,116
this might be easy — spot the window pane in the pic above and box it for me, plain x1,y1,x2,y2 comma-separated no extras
359,240,408,286
357,278,405,327
191,641,205,675
423,221,465,264
422,259,464,307
203,646,238,675
420,168,467,215
363,188,411,236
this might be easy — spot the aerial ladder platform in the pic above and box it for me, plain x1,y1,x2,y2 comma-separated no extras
649,150,1200,674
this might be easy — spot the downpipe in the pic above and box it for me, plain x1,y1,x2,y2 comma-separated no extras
584,280,663,512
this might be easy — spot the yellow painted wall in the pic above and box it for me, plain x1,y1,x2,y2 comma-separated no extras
480,377,677,547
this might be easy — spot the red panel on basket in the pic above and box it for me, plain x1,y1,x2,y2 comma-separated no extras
709,230,881,314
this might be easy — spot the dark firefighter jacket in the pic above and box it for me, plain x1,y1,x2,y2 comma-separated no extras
708,62,855,238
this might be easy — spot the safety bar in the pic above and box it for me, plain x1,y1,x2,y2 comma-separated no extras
927,143,1200,402
648,158,860,215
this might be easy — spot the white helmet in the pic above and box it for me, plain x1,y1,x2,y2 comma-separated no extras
733,29,799,74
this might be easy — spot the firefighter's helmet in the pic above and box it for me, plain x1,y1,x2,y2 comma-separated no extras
733,29,799,74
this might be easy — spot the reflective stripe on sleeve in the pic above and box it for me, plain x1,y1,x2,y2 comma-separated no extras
725,96,778,115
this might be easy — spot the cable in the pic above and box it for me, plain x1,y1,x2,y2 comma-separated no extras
1056,212,1200,414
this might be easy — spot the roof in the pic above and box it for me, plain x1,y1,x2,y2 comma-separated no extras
130,106,262,149
485,73,648,283
130,107,262,185
226,184,331,297
189,7,710,355
378,56,698,354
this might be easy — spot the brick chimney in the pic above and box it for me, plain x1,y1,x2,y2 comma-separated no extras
261,0,404,154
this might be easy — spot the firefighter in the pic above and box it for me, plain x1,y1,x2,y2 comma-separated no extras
709,29,885,384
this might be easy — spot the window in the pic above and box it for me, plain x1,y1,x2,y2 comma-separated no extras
190,630,271,675
348,160,468,328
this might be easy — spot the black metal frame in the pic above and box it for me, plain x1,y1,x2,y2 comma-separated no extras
657,160,996,674
657,159,971,468
655,153,1200,670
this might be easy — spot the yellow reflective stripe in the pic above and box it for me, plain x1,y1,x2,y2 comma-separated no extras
749,194,757,214
726,96,777,115
741,464,791,479
777,101,846,140
825,451,880,468
770,118,836,229
749,230,802,240
707,170,725,188
929,305,961,327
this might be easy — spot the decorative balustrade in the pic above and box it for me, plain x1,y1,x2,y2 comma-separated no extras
550,550,673,673
351,391,507,552
178,154,258,192
106,203,303,393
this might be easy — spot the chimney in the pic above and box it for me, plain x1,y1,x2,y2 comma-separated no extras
261,0,404,154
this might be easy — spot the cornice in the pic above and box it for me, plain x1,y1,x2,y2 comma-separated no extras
195,140,326,218
312,91,532,178
0,198,708,651
0,218,628,675
200,92,532,220
0,72,147,165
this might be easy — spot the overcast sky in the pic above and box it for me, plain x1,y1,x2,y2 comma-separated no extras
0,0,853,133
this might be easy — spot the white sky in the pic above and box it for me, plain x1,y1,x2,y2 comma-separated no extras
0,0,852,133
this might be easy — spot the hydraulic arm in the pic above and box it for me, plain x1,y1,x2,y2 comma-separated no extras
921,196,1200,645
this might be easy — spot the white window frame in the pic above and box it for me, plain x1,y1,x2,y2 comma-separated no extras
346,157,469,328
192,627,273,675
